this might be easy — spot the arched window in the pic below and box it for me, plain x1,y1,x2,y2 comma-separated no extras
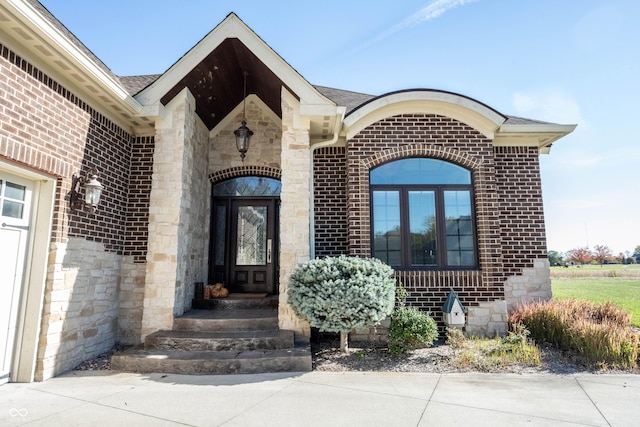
370,158,477,269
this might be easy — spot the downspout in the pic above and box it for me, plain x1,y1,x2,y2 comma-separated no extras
309,107,346,259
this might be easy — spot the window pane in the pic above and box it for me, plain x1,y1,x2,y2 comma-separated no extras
370,158,470,185
2,201,24,219
1,180,26,219
444,190,475,266
214,177,281,197
408,191,437,266
372,191,401,266
5,181,26,201
214,205,226,266
236,206,267,265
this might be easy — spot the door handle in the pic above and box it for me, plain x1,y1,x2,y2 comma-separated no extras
267,239,272,264
2,222,29,230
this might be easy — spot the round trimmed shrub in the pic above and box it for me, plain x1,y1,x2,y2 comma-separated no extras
287,256,395,333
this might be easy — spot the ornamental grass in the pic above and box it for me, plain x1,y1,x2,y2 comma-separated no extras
509,299,639,370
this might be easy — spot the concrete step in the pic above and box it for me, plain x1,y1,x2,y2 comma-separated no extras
173,309,278,332
192,294,278,310
112,304,312,376
111,344,312,375
144,329,295,352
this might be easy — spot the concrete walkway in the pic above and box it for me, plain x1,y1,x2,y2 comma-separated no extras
1,371,639,426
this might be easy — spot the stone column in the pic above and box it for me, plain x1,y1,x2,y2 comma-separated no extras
140,89,196,340
277,89,311,336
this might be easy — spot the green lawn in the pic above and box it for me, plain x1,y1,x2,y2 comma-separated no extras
552,278,640,327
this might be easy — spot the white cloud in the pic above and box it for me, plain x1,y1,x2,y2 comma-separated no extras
512,89,587,127
373,0,478,43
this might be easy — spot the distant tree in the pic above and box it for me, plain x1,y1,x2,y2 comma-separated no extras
635,245,640,255
567,247,591,266
547,250,564,266
593,244,613,266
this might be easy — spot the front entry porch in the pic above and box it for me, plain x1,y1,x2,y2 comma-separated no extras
112,295,311,375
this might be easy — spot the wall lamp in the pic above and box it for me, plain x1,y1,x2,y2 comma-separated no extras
70,166,103,213
234,71,253,161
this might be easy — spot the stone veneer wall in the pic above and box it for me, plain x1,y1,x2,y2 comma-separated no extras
209,98,282,170
504,259,552,311
141,89,209,338
175,98,210,314
277,91,311,336
0,43,137,379
39,238,120,380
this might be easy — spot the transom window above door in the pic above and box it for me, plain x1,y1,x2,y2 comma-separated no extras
213,176,281,197
370,158,477,270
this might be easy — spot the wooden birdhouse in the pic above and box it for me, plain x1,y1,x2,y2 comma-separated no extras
442,289,466,329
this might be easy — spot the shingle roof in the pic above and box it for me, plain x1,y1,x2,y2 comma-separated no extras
313,85,375,114
118,75,161,95
503,116,556,126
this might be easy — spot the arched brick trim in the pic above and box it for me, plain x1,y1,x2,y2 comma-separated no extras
208,165,282,183
363,145,482,171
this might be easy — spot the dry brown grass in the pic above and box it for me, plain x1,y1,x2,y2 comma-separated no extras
510,299,639,369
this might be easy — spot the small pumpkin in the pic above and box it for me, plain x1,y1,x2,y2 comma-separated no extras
210,282,229,298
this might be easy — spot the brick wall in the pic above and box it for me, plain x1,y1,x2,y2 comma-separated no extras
0,42,139,378
0,42,133,249
494,146,547,275
124,136,154,262
313,146,348,257
342,113,505,323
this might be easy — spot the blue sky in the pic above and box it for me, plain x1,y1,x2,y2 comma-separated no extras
39,0,640,255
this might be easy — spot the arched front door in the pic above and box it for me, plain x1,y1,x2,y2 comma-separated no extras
209,177,280,294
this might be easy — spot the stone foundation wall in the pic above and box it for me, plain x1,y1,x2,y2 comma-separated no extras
36,238,121,381
504,259,552,311
349,319,391,344
118,258,146,345
465,300,508,337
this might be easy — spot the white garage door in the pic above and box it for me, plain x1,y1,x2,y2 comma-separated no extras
0,172,32,384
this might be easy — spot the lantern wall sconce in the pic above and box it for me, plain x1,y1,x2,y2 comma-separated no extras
69,166,103,213
234,71,253,161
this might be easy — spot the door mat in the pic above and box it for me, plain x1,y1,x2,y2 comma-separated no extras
228,293,269,299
